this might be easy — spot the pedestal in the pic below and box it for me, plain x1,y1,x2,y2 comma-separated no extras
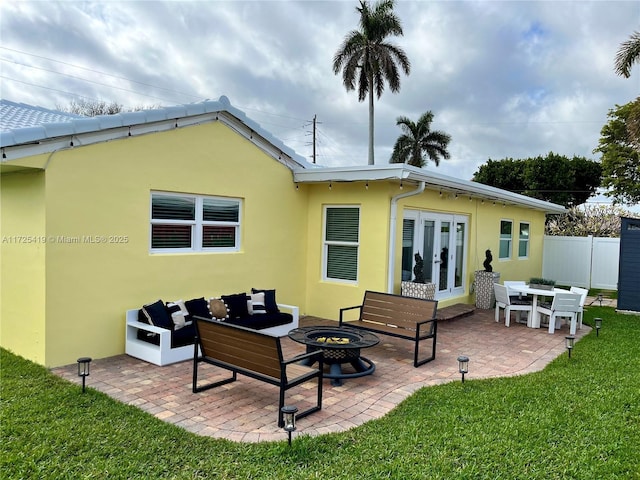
474,271,501,309
401,281,436,300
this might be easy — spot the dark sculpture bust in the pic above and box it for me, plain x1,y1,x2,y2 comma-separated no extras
413,253,425,283
483,249,493,272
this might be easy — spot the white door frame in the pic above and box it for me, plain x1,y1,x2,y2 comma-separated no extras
404,210,468,300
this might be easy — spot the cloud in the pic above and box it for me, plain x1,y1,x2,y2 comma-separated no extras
1,0,638,206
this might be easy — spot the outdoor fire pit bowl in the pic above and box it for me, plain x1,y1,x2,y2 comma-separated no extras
288,326,379,386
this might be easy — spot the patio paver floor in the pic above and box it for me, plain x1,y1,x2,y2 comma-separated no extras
52,306,597,443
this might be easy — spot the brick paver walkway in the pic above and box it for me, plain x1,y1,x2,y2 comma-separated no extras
52,307,594,443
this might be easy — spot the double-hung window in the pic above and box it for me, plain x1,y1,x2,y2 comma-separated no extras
150,192,241,253
518,222,530,258
323,206,360,282
499,220,513,260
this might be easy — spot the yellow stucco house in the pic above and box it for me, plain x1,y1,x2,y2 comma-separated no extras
1,97,565,367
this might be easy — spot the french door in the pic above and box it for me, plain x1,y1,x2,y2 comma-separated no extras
402,211,468,299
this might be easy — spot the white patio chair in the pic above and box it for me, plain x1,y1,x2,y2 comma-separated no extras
536,292,582,334
569,286,588,330
503,281,532,324
494,283,532,327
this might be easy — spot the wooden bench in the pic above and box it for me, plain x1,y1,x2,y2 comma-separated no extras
339,291,438,367
192,317,324,427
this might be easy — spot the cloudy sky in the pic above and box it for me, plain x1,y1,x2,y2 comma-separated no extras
1,0,638,206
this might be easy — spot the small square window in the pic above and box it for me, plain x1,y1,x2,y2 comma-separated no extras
499,220,512,259
518,222,530,258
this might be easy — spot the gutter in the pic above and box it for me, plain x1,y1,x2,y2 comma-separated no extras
387,181,426,293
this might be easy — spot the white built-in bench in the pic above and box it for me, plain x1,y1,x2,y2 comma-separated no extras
125,303,299,367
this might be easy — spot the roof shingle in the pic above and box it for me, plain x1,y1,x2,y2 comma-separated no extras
0,99,83,132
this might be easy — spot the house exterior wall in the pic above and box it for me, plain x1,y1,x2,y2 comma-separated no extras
396,191,545,300
473,203,546,283
1,122,309,367
304,181,393,320
304,184,547,320
2,117,551,367
1,170,47,363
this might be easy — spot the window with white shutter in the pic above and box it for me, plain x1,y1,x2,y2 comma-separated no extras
323,206,360,282
150,192,241,253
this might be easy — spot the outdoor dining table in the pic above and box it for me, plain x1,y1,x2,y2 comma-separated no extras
509,285,570,329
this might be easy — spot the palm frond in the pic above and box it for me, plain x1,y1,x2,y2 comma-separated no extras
615,31,640,78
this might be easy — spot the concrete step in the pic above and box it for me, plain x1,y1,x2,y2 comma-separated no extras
436,304,476,321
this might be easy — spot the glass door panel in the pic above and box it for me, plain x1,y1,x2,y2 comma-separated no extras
401,219,415,281
455,223,465,288
438,222,451,292
422,220,435,283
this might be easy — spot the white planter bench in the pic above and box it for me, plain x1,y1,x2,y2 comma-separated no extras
125,303,300,366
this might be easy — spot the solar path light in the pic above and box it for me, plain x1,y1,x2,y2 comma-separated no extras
77,357,92,393
281,405,298,446
457,355,469,383
565,336,575,359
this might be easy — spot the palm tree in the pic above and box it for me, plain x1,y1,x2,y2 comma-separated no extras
333,0,410,165
389,112,451,168
615,30,640,78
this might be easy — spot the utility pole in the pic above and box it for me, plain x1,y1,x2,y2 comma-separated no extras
312,114,317,164
305,114,320,164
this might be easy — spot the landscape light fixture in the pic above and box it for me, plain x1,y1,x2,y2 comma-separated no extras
457,355,469,383
595,317,602,337
281,405,298,446
565,336,575,359
597,294,603,306
77,357,92,393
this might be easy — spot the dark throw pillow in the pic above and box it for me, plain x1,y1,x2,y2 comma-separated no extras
141,300,173,330
221,293,250,320
251,288,279,313
185,297,213,319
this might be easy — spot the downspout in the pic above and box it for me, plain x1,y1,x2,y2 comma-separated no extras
387,181,426,293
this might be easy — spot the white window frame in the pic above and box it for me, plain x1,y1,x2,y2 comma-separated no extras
499,219,513,260
518,222,530,259
150,191,241,253
322,205,360,283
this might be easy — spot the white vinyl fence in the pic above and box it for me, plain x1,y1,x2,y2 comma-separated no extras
542,236,620,290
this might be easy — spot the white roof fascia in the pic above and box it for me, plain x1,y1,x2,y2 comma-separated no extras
292,164,566,214
1,96,315,170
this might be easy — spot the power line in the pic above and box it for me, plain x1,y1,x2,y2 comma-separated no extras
0,60,186,105
0,47,201,101
0,75,103,103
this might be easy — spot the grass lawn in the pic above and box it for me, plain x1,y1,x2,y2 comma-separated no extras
2,307,639,479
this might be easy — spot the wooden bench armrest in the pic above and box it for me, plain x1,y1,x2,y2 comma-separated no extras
339,305,362,324
416,317,437,327
283,349,323,367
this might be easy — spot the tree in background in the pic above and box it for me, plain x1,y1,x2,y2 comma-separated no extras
613,32,640,151
615,30,640,78
472,152,601,208
546,204,639,237
56,99,123,116
333,0,410,165
389,111,451,167
56,99,160,116
594,99,640,205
